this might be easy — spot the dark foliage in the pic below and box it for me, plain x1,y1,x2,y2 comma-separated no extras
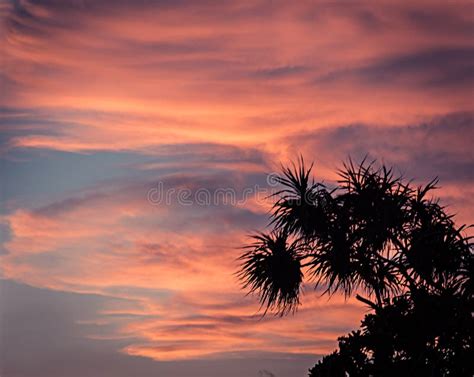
238,231,304,315
238,158,473,376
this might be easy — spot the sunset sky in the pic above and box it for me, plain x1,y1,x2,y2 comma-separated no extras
1,1,473,376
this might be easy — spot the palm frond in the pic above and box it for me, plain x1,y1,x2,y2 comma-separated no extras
270,157,332,239
238,231,305,315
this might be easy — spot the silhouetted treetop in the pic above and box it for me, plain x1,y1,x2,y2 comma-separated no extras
239,158,472,315
238,158,473,376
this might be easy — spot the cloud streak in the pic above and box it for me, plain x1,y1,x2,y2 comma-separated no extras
2,1,472,153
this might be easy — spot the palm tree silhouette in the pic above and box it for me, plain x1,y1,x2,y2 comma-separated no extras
238,158,473,376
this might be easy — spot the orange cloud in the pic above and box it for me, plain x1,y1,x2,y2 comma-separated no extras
2,1,472,154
